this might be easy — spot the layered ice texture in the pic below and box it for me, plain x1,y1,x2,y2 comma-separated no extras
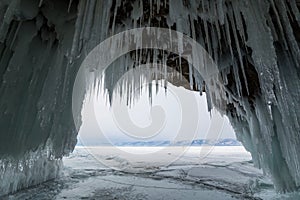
0,0,299,195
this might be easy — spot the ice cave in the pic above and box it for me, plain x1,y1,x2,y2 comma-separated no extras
0,0,300,198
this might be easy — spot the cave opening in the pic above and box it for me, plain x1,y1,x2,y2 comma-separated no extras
62,77,258,199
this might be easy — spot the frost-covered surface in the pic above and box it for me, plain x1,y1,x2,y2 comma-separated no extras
2,146,279,200
0,0,300,195
0,139,62,195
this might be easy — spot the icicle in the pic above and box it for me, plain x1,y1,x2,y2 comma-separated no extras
70,0,86,63
156,0,161,14
0,0,18,43
287,0,300,26
68,0,73,12
228,7,249,95
38,0,43,7
111,0,121,35
82,0,96,50
224,16,234,60
269,0,289,50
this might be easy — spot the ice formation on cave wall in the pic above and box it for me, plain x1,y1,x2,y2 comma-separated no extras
0,0,299,195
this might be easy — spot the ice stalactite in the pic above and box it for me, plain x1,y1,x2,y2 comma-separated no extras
0,0,299,195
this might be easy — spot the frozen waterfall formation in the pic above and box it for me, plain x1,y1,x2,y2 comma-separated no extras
0,0,300,195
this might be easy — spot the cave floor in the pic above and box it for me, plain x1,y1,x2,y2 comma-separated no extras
4,146,295,200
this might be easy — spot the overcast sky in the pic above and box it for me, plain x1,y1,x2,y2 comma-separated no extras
78,82,236,145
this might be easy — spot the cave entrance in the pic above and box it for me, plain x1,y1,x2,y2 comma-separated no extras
64,28,259,199
70,27,244,170
61,79,255,199
76,80,240,169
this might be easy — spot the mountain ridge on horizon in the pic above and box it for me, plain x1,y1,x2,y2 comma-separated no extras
77,138,241,147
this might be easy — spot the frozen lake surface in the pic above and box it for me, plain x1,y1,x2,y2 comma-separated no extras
3,146,299,199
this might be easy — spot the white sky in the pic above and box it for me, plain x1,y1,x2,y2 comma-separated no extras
78,82,236,145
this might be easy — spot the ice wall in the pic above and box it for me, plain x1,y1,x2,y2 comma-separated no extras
0,0,299,195
0,0,79,195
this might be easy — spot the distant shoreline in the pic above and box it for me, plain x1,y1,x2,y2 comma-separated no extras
76,138,241,147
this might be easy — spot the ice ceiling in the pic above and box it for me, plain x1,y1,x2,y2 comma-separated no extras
0,0,299,195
